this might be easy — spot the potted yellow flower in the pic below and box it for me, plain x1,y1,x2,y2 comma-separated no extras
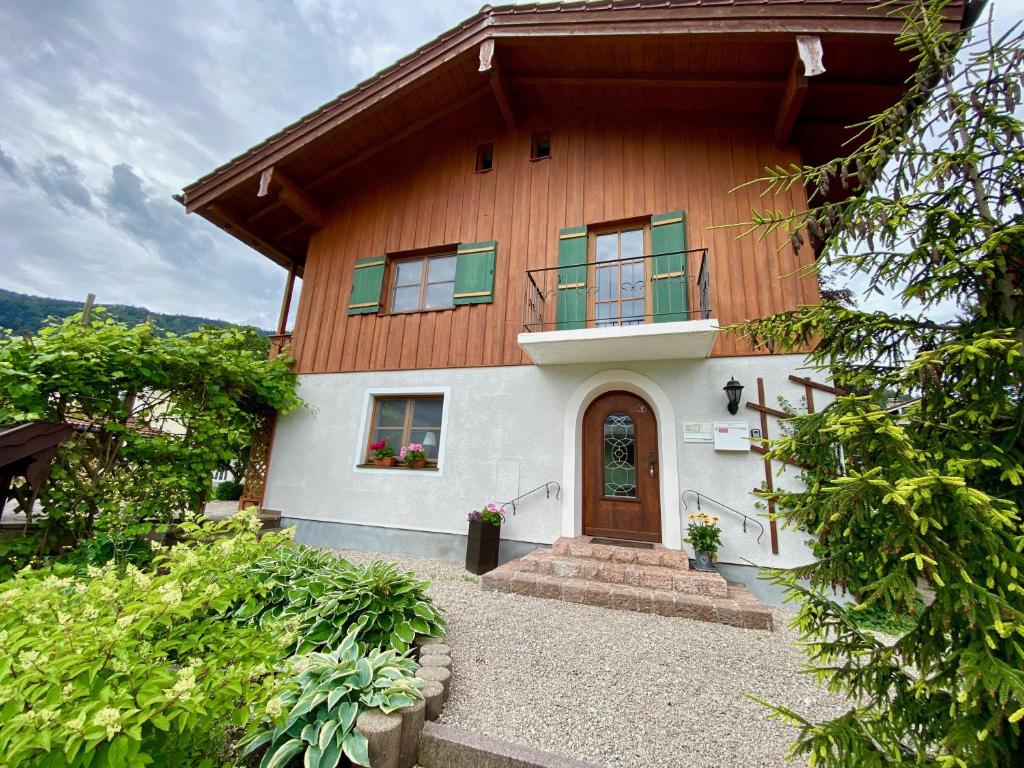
684,511,722,572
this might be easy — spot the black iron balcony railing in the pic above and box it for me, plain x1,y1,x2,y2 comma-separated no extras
522,248,711,332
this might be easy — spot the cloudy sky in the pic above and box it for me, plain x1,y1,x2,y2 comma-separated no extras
0,0,480,328
1,1,1021,328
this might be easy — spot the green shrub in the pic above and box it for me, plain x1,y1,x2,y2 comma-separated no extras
213,480,245,501
237,546,445,655
0,512,290,767
239,630,423,768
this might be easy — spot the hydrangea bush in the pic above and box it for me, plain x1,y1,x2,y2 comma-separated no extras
0,512,290,767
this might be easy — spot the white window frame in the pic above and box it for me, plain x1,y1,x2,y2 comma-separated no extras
353,385,452,476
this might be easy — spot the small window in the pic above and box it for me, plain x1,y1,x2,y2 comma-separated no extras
531,132,551,160
475,143,494,172
366,396,444,464
389,253,456,313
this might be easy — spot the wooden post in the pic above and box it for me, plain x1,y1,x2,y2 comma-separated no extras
748,377,780,555
276,263,297,336
81,293,96,324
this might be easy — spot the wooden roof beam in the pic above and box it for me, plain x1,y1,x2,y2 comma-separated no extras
774,35,824,148
479,39,516,132
204,203,297,269
257,167,325,229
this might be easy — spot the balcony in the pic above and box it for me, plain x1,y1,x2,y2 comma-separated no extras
518,248,717,365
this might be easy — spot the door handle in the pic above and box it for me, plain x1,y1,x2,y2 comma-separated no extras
648,452,656,478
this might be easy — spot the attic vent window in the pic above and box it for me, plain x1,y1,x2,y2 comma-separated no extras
531,132,551,161
475,143,494,173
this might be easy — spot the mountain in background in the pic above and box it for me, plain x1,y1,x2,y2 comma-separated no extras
0,288,271,336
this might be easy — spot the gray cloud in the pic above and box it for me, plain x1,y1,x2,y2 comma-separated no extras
31,155,94,212
0,145,21,184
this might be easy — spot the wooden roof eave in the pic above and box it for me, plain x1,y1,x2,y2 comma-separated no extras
180,2,959,215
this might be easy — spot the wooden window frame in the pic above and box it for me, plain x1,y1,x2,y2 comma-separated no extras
587,220,652,328
475,142,494,173
530,131,551,161
385,251,457,315
363,395,444,467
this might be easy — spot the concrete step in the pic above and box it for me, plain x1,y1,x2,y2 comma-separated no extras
551,535,690,570
517,550,728,598
480,568,772,632
417,722,601,768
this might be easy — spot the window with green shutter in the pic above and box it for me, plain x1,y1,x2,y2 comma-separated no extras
453,241,497,305
650,211,688,322
347,255,386,315
556,226,587,329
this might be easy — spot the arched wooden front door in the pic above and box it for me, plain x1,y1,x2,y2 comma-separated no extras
582,391,662,542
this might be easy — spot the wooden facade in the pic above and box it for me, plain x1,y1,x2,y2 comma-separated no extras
290,112,816,373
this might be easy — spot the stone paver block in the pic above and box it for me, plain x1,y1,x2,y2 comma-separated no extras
417,722,603,768
566,543,594,558
715,603,746,628
612,548,637,563
607,585,638,612
510,572,539,595
584,581,614,608
419,643,450,657
597,563,626,584
418,666,451,699
551,560,580,578
639,570,674,591
659,549,691,569
672,595,718,623
535,575,563,600
356,710,402,768
420,654,452,671
743,608,774,630
416,635,446,648
561,582,587,604
398,699,425,768
651,590,676,617
479,570,511,593
635,550,663,567
422,680,445,721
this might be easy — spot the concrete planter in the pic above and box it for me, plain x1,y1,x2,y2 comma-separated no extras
465,519,500,575
693,550,716,572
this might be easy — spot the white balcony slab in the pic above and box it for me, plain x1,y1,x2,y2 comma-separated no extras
517,318,719,365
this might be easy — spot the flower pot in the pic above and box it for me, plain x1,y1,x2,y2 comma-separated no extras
693,550,716,572
374,457,396,467
406,458,427,469
465,518,501,575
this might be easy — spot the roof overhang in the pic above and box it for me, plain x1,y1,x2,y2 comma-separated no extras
180,0,973,270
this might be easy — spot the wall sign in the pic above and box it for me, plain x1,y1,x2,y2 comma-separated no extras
713,422,750,451
682,422,713,443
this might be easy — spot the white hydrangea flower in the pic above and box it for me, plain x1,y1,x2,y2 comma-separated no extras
157,583,182,607
265,697,284,718
93,707,122,739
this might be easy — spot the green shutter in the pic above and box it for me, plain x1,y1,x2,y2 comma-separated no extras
347,255,385,315
556,226,588,330
650,211,688,322
453,241,497,305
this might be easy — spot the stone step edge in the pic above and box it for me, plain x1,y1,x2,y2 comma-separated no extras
480,570,773,632
516,551,729,598
551,536,690,570
417,722,601,768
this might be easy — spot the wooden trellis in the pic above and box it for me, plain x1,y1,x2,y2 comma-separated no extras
745,375,848,555
238,410,277,511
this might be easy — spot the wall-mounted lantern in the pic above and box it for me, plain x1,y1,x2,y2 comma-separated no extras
723,377,744,415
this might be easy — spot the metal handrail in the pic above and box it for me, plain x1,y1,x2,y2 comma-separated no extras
522,248,710,332
680,489,765,546
498,481,561,516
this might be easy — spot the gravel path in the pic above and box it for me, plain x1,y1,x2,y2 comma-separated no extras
333,548,846,768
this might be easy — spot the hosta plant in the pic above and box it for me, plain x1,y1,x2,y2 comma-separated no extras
0,511,290,768
237,546,445,655
239,630,423,768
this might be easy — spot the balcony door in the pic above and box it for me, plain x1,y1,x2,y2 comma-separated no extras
582,391,662,543
591,226,649,327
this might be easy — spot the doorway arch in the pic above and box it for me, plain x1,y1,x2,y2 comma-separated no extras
561,369,681,548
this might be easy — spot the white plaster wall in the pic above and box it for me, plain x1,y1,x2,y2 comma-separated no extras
264,353,830,569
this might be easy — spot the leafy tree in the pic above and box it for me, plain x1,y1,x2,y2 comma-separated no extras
731,2,1024,765
0,310,299,549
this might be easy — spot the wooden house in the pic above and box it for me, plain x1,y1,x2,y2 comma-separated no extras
181,0,972,593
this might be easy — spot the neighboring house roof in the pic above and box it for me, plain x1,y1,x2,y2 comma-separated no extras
180,0,974,271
